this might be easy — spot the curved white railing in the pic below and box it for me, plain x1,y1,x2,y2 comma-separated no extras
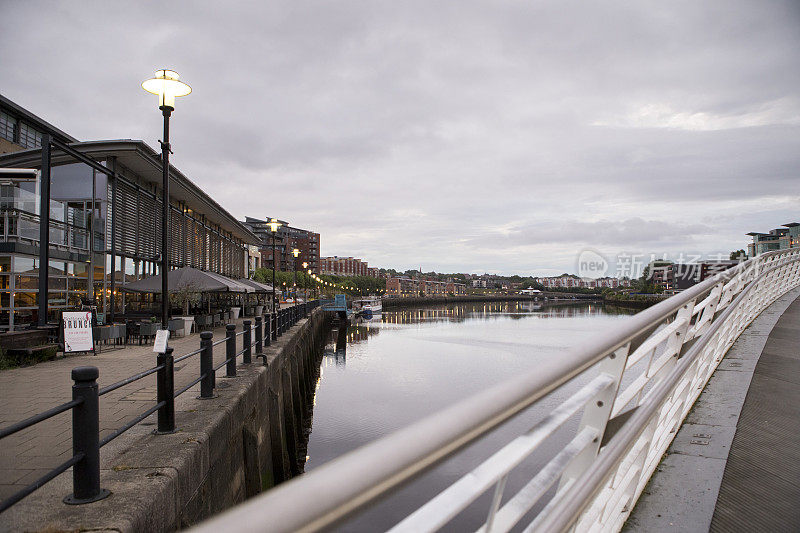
192,248,800,533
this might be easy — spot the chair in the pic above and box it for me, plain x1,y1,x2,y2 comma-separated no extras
168,318,185,338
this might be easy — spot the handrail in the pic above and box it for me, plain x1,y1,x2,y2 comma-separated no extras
190,249,800,533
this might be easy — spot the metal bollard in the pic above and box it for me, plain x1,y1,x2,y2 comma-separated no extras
64,366,109,505
243,320,252,364
265,313,272,347
199,331,215,398
156,347,176,434
226,324,237,377
271,311,277,341
255,316,263,355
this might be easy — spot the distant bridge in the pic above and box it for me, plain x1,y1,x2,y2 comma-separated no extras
194,248,800,532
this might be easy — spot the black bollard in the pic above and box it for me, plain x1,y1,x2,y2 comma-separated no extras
156,347,176,434
243,320,252,364
255,316,263,356
199,331,215,398
64,366,110,505
226,324,237,377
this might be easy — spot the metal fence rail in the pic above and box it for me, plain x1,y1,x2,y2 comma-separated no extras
0,300,318,514
191,249,800,533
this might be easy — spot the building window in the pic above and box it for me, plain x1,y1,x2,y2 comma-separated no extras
18,121,42,149
0,110,15,143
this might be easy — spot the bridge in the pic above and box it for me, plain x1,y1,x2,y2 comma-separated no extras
192,248,800,532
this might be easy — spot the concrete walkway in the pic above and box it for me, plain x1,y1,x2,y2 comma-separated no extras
627,287,800,531
0,315,269,503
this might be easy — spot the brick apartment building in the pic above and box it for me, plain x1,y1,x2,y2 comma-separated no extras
242,216,320,274
320,256,379,277
385,277,467,297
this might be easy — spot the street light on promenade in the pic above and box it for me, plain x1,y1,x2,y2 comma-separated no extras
142,69,191,330
292,248,300,303
302,261,309,302
267,218,282,315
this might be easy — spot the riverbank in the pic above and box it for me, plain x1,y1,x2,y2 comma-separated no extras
602,294,666,310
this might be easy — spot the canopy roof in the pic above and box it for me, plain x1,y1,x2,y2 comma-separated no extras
122,266,254,293
237,278,275,293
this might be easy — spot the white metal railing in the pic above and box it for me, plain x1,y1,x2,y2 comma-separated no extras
191,248,800,533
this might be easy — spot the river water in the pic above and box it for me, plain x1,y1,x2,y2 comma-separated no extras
304,300,637,531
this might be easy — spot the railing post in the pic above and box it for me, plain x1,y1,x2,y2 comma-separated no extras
243,320,252,364
199,331,215,399
64,366,109,504
226,324,237,377
255,316,263,356
271,311,277,341
265,313,272,347
156,347,175,434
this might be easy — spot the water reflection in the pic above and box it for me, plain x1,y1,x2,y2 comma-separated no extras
378,300,621,326
307,301,637,531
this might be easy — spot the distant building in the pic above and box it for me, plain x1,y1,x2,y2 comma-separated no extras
746,226,793,256
385,276,465,297
242,216,320,274
320,256,379,277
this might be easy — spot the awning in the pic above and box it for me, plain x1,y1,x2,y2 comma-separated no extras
121,266,254,293
237,278,275,293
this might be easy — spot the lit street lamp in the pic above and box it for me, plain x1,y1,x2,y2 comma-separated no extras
292,248,300,303
142,69,191,330
267,218,282,316
302,261,308,302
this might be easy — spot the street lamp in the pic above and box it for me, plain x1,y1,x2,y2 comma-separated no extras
292,248,300,303
302,262,309,302
142,69,191,330
267,218,282,316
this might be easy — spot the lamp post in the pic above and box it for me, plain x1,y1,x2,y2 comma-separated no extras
292,248,300,303
142,70,191,330
267,218,282,315
302,262,308,302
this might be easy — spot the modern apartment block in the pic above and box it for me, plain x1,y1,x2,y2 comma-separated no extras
320,256,379,277
242,216,320,274
746,224,799,256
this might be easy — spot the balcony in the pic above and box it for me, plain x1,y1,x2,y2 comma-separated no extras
0,208,92,254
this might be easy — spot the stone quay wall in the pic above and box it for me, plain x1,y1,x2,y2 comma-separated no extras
1,309,332,532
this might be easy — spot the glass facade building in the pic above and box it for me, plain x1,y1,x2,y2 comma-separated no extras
0,140,260,331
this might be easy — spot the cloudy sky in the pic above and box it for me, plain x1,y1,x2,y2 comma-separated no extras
1,1,798,276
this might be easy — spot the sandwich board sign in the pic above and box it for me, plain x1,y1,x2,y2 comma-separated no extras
63,311,94,353
153,329,170,353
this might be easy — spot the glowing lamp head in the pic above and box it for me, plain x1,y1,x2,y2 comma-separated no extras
267,218,282,233
142,69,191,110
292,248,300,258
302,262,308,269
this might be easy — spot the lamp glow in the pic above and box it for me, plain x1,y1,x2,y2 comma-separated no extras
268,218,282,233
142,69,191,110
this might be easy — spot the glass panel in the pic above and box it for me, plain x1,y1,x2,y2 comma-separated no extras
0,110,14,142
0,291,9,307
48,292,67,306
70,278,88,292
0,256,9,273
14,292,37,307
0,275,8,290
14,276,38,289
13,256,36,274
13,309,35,327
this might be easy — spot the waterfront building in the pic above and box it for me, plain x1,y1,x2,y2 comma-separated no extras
747,227,788,257
320,256,379,277
0,95,260,330
242,216,320,274
385,276,466,297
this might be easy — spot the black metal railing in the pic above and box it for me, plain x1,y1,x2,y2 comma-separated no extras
0,300,319,513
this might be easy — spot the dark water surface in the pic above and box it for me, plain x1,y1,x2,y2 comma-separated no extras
304,301,636,531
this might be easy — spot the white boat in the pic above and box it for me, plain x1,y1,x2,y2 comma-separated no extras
353,297,382,318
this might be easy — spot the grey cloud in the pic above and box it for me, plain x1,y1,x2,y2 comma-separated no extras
1,0,798,274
